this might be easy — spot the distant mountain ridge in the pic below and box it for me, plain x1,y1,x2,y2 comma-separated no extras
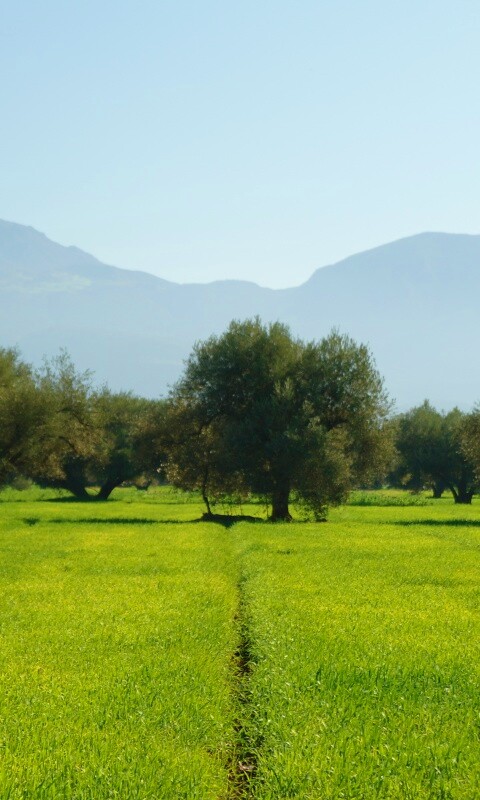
1,219,479,410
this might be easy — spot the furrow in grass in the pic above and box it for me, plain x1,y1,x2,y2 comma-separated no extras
227,572,258,799
231,517,480,799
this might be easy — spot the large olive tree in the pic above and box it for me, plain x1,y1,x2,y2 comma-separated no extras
165,319,390,520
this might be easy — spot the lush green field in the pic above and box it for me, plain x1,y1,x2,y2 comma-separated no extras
0,488,239,799
1,488,479,798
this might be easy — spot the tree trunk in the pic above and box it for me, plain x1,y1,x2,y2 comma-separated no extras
64,480,90,500
200,466,212,516
453,489,473,504
63,460,91,500
450,482,474,504
432,481,445,499
97,478,121,500
270,488,292,521
201,487,212,516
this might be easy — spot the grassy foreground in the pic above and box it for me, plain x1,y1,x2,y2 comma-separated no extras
0,489,238,799
1,487,480,798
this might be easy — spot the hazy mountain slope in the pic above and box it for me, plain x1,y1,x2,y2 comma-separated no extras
280,232,480,407
1,220,479,408
0,219,277,395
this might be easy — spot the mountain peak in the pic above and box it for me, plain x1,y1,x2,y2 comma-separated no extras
307,230,480,285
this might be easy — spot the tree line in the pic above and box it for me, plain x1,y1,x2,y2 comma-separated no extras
1,319,480,519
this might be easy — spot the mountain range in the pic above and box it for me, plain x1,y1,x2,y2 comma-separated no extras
1,218,479,410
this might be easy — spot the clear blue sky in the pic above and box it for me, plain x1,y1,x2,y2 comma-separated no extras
1,0,479,287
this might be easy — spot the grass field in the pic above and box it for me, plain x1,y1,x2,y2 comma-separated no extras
1,487,479,798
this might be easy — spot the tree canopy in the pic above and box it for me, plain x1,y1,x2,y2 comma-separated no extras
459,408,480,487
0,347,47,488
164,319,391,520
26,353,165,500
393,401,478,503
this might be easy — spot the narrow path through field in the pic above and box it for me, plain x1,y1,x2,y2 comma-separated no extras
227,572,257,799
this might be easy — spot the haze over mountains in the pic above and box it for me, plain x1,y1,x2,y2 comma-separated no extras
1,219,478,410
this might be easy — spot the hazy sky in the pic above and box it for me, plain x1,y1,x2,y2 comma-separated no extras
1,0,479,287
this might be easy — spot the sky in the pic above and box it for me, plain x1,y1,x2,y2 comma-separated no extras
1,0,479,288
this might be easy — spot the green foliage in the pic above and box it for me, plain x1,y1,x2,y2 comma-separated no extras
28,353,166,499
30,350,100,497
90,390,167,498
166,319,391,520
460,406,480,481
0,347,46,487
394,401,478,503
348,489,431,506
161,399,246,515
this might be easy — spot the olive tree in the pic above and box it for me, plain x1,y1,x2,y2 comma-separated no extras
161,397,249,514
29,353,162,500
395,402,477,503
92,391,166,499
165,319,390,520
0,347,47,489
460,407,480,487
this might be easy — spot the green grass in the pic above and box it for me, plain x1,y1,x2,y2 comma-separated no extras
0,488,239,799
233,504,480,799
1,487,480,798
347,488,433,506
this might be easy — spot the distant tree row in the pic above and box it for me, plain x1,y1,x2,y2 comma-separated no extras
0,320,390,519
2,320,480,517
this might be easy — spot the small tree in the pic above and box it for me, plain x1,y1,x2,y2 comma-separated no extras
162,401,246,514
166,319,390,520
